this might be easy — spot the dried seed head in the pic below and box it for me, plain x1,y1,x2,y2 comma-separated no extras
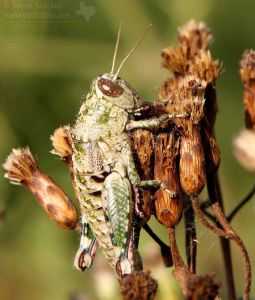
3,147,78,229
239,49,255,130
51,125,73,160
161,46,189,75
164,77,206,134
191,50,220,84
234,129,255,173
120,271,158,300
154,133,183,227
186,273,221,300
178,20,212,51
179,127,206,195
3,147,37,185
240,49,255,82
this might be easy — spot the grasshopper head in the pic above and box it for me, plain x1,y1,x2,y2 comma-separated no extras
93,73,142,110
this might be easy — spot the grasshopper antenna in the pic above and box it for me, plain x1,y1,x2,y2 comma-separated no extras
110,22,123,74
113,24,152,81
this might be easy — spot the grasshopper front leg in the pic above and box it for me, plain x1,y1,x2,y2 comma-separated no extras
126,149,175,197
126,113,188,131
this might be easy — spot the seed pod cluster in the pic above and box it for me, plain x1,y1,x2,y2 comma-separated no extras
152,20,220,227
3,147,78,230
132,20,221,229
161,77,207,195
158,20,221,192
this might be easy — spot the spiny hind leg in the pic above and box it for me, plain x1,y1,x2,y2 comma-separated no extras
74,214,98,271
103,172,133,277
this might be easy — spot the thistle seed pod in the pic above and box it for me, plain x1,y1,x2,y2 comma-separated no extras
179,126,206,195
240,49,255,130
3,148,78,230
154,132,183,227
131,129,154,222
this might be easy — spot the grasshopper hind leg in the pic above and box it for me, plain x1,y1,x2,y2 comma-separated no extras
103,172,134,277
74,215,98,271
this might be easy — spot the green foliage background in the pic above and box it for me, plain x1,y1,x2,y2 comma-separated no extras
0,0,255,299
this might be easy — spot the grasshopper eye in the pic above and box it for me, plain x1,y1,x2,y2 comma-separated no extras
97,78,124,98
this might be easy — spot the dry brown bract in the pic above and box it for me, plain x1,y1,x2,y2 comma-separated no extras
120,271,158,300
186,273,221,300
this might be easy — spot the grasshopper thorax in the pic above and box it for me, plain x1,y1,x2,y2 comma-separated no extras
93,73,142,110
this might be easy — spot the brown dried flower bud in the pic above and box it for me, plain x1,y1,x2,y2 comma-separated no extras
51,125,73,161
3,148,78,230
131,129,154,222
240,49,255,130
161,46,189,75
178,19,212,51
154,132,183,227
186,273,221,300
120,271,158,300
234,129,255,173
179,127,206,194
240,49,255,82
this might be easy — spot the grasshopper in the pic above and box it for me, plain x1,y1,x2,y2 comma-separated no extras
70,24,188,277
3,24,187,278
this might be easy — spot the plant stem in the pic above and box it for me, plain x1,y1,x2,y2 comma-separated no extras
207,172,237,300
168,227,191,296
228,185,255,222
143,224,173,267
184,195,197,274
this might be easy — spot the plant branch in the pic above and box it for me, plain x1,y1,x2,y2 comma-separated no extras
143,224,173,267
184,195,197,274
227,185,255,222
206,172,237,300
207,172,252,300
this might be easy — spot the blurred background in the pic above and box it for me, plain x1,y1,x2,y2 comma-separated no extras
0,0,255,299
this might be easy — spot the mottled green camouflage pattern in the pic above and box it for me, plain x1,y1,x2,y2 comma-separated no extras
71,73,173,276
